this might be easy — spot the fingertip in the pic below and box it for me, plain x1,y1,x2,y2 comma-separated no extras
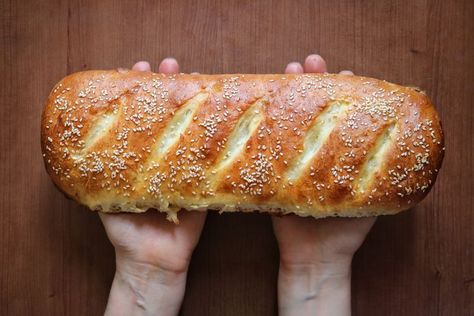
339,70,354,75
117,67,129,74
159,57,179,74
304,54,327,73
285,62,304,74
132,61,151,71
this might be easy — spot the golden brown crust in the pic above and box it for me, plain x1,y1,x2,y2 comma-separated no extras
41,70,444,221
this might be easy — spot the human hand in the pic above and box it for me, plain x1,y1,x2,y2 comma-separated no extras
272,54,376,316
100,58,207,316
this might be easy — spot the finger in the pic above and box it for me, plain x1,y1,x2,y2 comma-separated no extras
284,62,304,74
339,70,354,76
178,210,207,231
303,54,327,73
159,57,180,74
132,61,151,71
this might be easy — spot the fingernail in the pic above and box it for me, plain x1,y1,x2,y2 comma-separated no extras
306,54,322,62
163,57,178,64
339,70,354,75
285,62,303,73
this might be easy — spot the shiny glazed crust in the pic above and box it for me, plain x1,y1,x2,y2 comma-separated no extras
41,70,444,222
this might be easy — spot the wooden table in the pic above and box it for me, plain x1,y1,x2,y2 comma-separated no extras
1,0,473,315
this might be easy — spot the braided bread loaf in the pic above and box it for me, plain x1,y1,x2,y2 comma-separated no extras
41,70,444,221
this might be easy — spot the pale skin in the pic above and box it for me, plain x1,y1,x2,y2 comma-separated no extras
100,55,376,316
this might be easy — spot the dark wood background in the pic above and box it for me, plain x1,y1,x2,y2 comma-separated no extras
1,0,473,315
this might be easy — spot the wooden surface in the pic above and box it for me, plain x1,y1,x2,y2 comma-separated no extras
1,0,473,315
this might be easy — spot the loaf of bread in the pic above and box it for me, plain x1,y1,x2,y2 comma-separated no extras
41,70,444,222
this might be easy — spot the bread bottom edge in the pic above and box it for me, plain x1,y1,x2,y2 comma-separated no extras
91,202,406,223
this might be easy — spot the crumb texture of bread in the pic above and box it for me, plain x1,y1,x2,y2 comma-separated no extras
41,70,444,221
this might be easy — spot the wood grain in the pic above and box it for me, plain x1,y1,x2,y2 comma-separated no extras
1,0,473,315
